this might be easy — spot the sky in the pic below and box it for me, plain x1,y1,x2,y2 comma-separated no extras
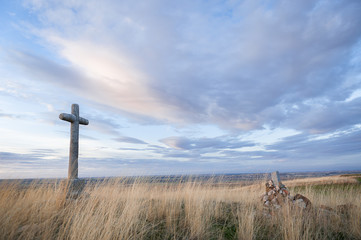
0,0,360,179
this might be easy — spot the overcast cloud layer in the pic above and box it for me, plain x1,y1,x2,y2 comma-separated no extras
15,0,361,131
0,0,360,178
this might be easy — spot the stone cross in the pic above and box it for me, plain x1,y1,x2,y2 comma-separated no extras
59,104,89,179
271,171,282,187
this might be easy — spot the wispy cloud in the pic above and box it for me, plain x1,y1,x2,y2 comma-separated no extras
160,136,253,151
0,112,19,119
266,126,361,159
114,136,147,145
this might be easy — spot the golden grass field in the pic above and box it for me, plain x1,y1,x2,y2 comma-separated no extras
0,175,360,240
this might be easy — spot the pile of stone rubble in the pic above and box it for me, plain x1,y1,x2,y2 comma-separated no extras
261,171,311,210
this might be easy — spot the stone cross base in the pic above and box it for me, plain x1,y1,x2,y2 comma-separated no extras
60,179,86,199
262,171,312,211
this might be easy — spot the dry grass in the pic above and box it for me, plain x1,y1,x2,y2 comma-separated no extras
0,176,360,240
283,175,358,187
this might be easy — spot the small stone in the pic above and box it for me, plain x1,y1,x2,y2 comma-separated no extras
282,189,289,196
271,198,279,205
268,190,275,196
266,180,275,192
274,204,281,209
276,193,287,205
268,194,275,201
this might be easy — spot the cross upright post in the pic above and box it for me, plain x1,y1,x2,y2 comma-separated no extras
271,171,282,188
59,104,89,179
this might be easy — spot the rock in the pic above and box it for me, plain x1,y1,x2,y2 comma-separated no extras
281,189,289,197
274,204,281,209
336,203,357,215
268,190,275,196
294,199,306,209
320,205,333,211
261,171,312,212
271,198,279,205
275,193,287,205
293,194,311,210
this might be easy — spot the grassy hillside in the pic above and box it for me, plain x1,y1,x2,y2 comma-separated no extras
0,176,360,240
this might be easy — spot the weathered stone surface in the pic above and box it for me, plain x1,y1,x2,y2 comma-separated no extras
271,171,282,187
293,194,312,209
294,199,306,209
59,104,89,180
271,198,279,205
268,190,275,196
59,179,86,201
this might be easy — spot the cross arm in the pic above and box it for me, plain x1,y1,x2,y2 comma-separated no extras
79,117,89,125
59,113,76,123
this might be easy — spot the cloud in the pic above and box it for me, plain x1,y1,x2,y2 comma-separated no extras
7,50,89,91
85,112,123,136
155,124,361,168
160,136,254,151
283,98,361,133
162,152,200,159
6,0,361,138
0,151,63,166
114,136,147,144
157,135,256,161
0,151,68,179
218,125,361,161
13,0,361,134
266,126,361,159
0,112,18,119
